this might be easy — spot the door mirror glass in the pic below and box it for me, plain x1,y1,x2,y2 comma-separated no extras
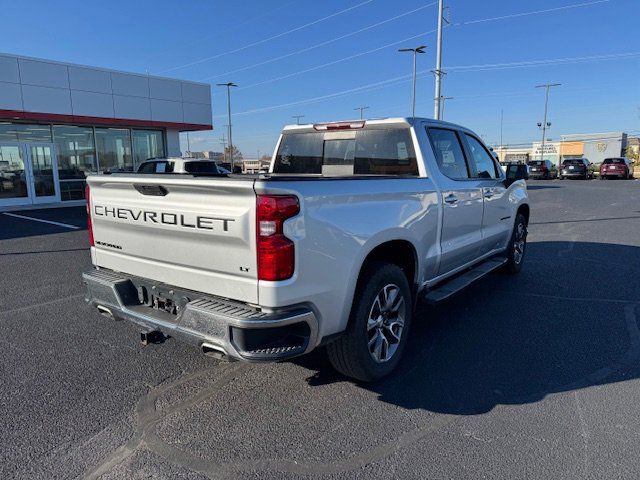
505,163,529,186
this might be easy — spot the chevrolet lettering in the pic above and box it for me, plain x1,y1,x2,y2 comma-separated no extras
93,205,234,231
83,118,530,382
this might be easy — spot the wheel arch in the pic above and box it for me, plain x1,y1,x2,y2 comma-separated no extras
517,203,530,224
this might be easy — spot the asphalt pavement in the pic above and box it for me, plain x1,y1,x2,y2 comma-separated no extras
1,178,640,479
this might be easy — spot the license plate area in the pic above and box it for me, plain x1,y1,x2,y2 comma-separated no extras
133,279,191,316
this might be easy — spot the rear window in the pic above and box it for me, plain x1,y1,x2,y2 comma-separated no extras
562,159,583,165
137,161,173,174
184,161,220,173
602,158,624,164
528,161,545,166
273,129,418,176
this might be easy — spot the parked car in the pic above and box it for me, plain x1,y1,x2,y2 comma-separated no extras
599,157,634,179
527,160,558,179
83,118,530,382
136,158,225,175
559,158,592,180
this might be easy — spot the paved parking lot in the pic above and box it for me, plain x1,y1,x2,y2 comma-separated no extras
1,179,640,479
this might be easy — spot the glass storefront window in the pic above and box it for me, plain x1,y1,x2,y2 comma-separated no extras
0,123,52,142
132,130,165,168
53,125,98,201
95,128,133,173
0,145,28,199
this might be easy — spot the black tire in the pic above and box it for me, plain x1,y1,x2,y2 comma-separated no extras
502,213,527,274
327,261,412,382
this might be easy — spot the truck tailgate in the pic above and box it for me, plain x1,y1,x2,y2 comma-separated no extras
86,175,258,304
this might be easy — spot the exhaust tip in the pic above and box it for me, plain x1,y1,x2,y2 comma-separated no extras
96,305,114,318
202,342,227,360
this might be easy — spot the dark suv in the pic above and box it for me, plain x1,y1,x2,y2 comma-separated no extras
527,160,558,179
600,158,634,179
559,158,591,180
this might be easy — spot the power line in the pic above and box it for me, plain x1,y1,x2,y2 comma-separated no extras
215,50,636,119
447,52,640,72
456,0,609,27
148,0,299,61
236,30,435,91
157,0,374,73
201,2,438,81
216,0,613,94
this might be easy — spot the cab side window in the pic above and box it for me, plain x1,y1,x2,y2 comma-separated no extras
427,128,469,180
464,134,499,179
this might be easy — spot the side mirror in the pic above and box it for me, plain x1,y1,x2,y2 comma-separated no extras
505,163,529,187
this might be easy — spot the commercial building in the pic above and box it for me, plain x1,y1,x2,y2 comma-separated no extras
496,132,629,167
561,132,626,165
0,53,212,210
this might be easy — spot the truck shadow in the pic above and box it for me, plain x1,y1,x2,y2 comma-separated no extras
298,241,640,415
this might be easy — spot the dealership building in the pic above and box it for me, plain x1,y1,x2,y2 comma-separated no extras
0,53,212,210
496,132,629,167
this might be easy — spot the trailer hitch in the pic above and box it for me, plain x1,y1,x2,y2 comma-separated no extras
140,330,166,346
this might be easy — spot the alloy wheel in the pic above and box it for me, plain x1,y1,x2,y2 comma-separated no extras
513,222,527,265
366,284,406,363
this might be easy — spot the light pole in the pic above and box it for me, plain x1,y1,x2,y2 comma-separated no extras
398,45,427,117
439,96,453,119
292,114,305,125
354,106,369,119
217,82,238,170
535,83,561,166
219,132,227,163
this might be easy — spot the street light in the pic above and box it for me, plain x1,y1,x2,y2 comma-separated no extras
217,82,238,171
354,106,369,119
535,83,561,166
398,45,427,117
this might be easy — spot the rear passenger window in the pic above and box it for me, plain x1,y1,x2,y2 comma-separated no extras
427,128,469,179
464,134,498,179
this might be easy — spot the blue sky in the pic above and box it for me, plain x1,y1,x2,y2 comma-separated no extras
2,0,639,157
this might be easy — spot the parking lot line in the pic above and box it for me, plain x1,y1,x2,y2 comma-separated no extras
2,212,80,230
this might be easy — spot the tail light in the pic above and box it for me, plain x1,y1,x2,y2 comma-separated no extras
85,184,94,246
256,195,299,281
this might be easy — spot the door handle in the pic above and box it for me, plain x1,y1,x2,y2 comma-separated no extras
483,188,494,198
444,193,458,204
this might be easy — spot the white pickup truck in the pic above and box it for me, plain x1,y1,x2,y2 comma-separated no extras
83,118,529,381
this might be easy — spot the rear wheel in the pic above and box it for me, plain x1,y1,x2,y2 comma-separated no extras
327,261,412,382
503,213,527,274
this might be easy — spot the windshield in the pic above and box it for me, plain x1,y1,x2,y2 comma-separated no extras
273,129,418,176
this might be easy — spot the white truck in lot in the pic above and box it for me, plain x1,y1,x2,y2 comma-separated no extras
83,118,530,381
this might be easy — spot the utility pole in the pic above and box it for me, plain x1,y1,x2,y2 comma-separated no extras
217,82,238,170
433,0,446,119
353,106,369,119
398,46,427,117
186,132,191,156
535,83,561,167
500,108,504,148
292,114,305,125
219,132,227,163
439,96,453,119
